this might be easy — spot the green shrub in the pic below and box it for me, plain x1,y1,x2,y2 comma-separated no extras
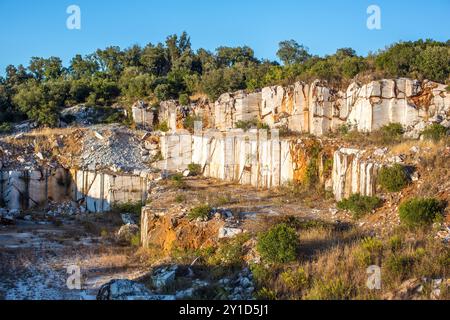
250,263,272,287
255,287,277,300
257,122,270,130
280,267,308,291
378,164,409,192
235,120,257,131
388,235,403,252
306,278,353,300
188,204,212,220
380,123,404,139
179,93,190,106
337,194,382,219
130,233,140,247
446,85,450,92
112,201,142,215
175,194,186,203
257,223,299,263
0,122,13,134
385,254,415,278
170,173,186,189
356,237,383,266
187,163,202,176
155,121,169,132
207,233,250,266
398,197,443,227
337,124,350,135
421,124,448,142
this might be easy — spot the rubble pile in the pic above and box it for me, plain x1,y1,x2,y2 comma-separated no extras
79,124,158,174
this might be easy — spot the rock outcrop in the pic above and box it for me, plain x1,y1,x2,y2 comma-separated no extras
147,78,450,137
332,148,380,201
140,206,223,253
214,91,261,130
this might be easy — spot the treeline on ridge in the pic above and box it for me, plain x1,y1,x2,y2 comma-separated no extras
0,33,449,128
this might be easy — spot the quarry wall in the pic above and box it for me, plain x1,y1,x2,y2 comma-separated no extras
0,168,149,212
133,78,450,137
157,129,388,201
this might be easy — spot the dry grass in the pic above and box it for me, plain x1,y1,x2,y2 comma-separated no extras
27,127,80,137
250,222,448,300
389,139,447,155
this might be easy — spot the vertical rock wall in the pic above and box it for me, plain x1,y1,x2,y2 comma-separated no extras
0,168,72,210
332,148,380,201
0,168,149,212
150,78,449,137
72,170,149,213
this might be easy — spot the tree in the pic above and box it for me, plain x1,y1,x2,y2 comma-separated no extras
88,76,120,105
69,79,92,104
69,54,99,79
140,43,170,76
216,46,257,67
28,57,64,81
415,46,450,83
165,32,192,65
119,67,155,99
5,64,30,87
13,79,64,126
277,40,311,65
94,46,124,78
122,44,142,68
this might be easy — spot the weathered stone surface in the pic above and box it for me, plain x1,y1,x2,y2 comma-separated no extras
332,148,380,201
159,78,449,137
97,279,175,300
215,90,261,130
140,206,223,253
152,266,177,289
116,224,140,244
218,227,243,239
131,100,154,129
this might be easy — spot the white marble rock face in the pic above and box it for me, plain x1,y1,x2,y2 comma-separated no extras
192,78,450,136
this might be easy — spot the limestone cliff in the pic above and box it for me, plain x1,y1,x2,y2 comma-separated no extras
144,78,450,137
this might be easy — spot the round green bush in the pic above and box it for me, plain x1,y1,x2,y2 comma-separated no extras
337,194,382,219
398,197,442,227
257,223,299,263
378,164,409,192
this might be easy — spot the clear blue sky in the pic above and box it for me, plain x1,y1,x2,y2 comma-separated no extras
0,0,449,75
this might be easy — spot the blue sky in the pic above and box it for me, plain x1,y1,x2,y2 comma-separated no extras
0,0,449,75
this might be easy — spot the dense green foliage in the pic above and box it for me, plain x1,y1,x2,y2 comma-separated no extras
337,194,383,219
187,163,202,176
378,164,410,192
421,124,449,142
257,223,300,263
188,204,212,220
1,36,449,129
398,197,443,228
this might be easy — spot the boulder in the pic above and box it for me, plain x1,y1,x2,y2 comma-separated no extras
218,227,243,239
120,213,136,225
116,224,140,244
97,279,175,300
152,266,178,289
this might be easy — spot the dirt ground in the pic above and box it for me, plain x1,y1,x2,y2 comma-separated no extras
0,214,149,300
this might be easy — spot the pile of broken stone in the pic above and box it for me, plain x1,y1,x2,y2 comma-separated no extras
79,124,160,176
0,201,88,225
96,265,255,301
